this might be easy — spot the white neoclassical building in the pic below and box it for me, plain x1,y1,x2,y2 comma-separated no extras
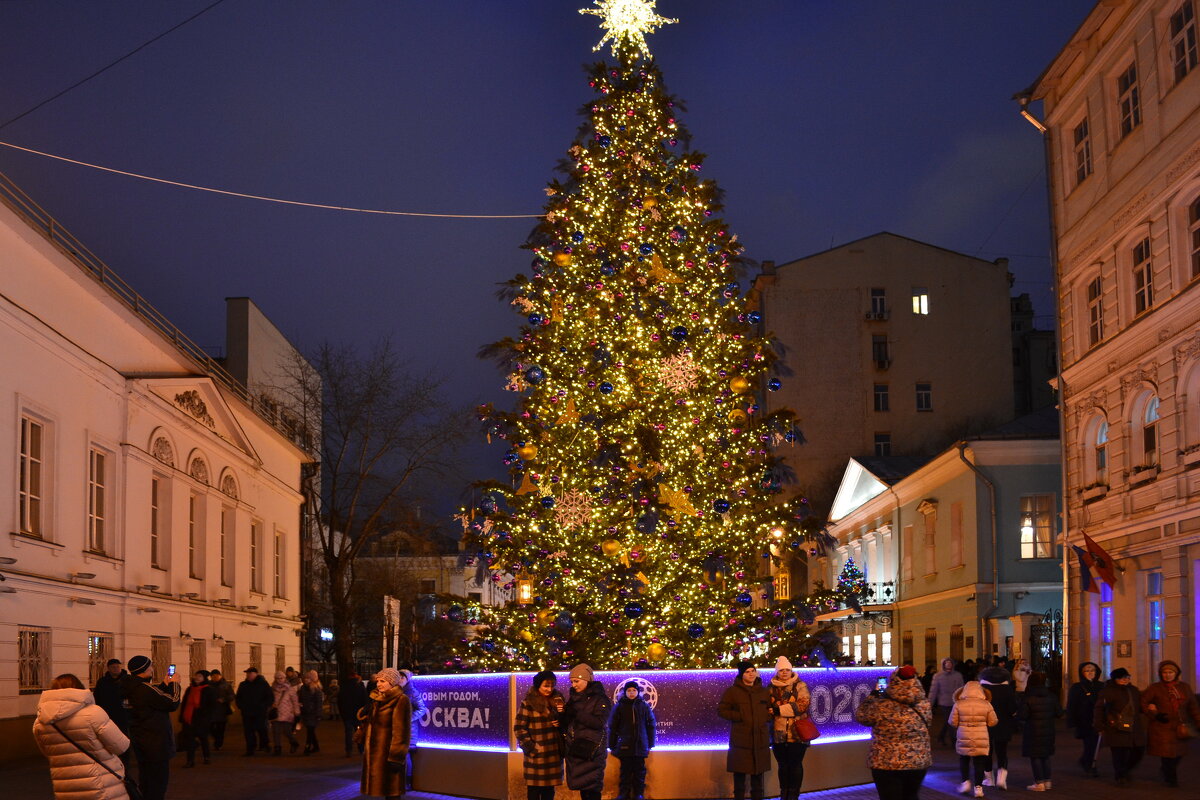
1026,0,1200,688
0,175,312,758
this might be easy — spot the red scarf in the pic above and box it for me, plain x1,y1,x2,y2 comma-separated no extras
182,685,203,723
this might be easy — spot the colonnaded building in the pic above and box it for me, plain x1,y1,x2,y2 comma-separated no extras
1026,0,1200,687
0,173,312,758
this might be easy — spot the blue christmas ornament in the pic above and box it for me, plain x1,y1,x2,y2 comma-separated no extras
601,261,616,276
481,640,496,652
670,326,688,340
479,495,498,514
783,613,798,630
525,366,546,385
735,592,753,607
599,382,614,394
639,243,654,255
687,623,706,639
447,604,464,622
555,611,574,630
722,282,740,299
768,378,782,392
528,313,544,326
713,498,732,514
707,244,718,254
503,451,520,465
783,430,798,443
624,602,644,619
571,231,585,243
747,311,762,324
598,135,612,147
541,496,556,508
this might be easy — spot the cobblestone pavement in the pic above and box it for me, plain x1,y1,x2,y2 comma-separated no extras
3,724,1196,800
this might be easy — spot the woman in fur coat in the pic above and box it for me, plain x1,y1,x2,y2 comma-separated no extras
359,668,412,800
33,674,131,800
949,681,997,797
1140,659,1200,787
766,656,811,800
514,670,566,800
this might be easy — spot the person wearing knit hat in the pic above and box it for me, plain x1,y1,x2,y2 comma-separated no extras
719,660,771,800
563,664,610,800
119,654,181,800
1092,665,1145,786
393,669,426,789
609,680,656,800
515,670,566,800
359,668,412,800
767,655,811,800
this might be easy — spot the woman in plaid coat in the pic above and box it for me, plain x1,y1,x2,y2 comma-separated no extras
514,670,565,800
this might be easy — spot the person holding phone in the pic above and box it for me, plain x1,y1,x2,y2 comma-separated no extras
121,654,181,800
854,665,933,800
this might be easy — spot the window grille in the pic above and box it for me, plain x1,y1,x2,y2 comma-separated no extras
19,626,51,694
88,632,113,688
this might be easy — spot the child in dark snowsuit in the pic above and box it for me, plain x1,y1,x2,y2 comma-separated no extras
608,681,656,800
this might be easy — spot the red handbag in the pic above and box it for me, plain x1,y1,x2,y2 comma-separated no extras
792,715,820,741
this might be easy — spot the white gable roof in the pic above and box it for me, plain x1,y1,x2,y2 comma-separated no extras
828,458,889,522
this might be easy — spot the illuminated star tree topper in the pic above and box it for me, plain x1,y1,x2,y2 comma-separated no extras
579,0,678,60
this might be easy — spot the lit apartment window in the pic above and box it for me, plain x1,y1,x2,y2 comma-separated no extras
87,448,107,553
19,416,45,537
1117,63,1141,137
915,383,933,412
870,287,887,316
250,521,262,593
1019,494,1055,559
872,335,890,368
1147,570,1164,673
874,384,889,412
1086,276,1104,345
1171,1,1199,83
150,477,163,568
1189,197,1200,279
874,433,892,457
1133,237,1153,315
911,287,929,315
1073,118,1093,185
775,567,791,601
19,626,51,694
1100,583,1114,676
1095,421,1109,480
1142,395,1161,466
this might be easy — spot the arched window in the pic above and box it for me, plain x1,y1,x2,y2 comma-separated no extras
1095,421,1109,480
1139,395,1161,467
1082,414,1109,486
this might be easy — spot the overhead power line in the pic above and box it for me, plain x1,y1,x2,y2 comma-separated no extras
0,140,543,219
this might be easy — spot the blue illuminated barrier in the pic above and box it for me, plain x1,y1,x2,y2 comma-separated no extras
409,667,893,800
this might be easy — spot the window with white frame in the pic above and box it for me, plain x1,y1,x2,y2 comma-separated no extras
1094,420,1109,482
1086,276,1104,346
19,625,51,694
874,383,889,412
87,632,113,688
19,415,46,537
841,635,851,660
250,521,263,593
1171,1,1199,83
1147,570,1163,675
87,447,107,553
870,287,887,316
915,382,933,412
150,476,164,569
1100,582,1114,677
1117,62,1141,137
1133,237,1153,315
874,433,891,457
1073,117,1093,185
1140,394,1161,466
880,631,892,666
911,287,929,315
1019,494,1055,559
1190,197,1200,279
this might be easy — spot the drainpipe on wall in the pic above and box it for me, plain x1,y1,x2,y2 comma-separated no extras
957,443,999,658
886,483,902,661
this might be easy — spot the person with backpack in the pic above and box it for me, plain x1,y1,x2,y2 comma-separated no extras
1093,667,1146,787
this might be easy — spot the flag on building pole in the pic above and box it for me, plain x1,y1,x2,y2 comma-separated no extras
1072,545,1101,594
1082,532,1118,586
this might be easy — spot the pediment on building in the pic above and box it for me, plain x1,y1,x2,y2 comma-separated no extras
140,378,260,462
829,459,890,522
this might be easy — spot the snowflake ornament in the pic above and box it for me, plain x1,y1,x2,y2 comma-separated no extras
657,352,700,394
555,491,593,530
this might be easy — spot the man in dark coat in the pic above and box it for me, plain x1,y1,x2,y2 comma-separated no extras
609,680,656,800
121,654,181,800
1093,667,1147,786
562,663,611,800
1018,672,1060,790
207,668,235,751
93,658,130,734
235,666,273,756
1065,661,1103,776
338,671,369,757
718,661,772,800
978,663,1018,789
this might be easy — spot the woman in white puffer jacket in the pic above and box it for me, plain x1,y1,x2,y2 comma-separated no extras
949,681,997,798
32,673,131,800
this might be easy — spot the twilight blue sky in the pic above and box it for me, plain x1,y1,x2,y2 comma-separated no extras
0,1,1095,509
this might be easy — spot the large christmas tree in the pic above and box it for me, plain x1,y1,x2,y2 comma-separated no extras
454,1,816,670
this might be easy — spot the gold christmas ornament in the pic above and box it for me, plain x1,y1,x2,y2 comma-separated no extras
553,252,573,267
519,629,534,642
601,538,623,556
646,642,667,661
642,196,658,208
729,409,748,425
729,376,750,394
517,443,538,460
